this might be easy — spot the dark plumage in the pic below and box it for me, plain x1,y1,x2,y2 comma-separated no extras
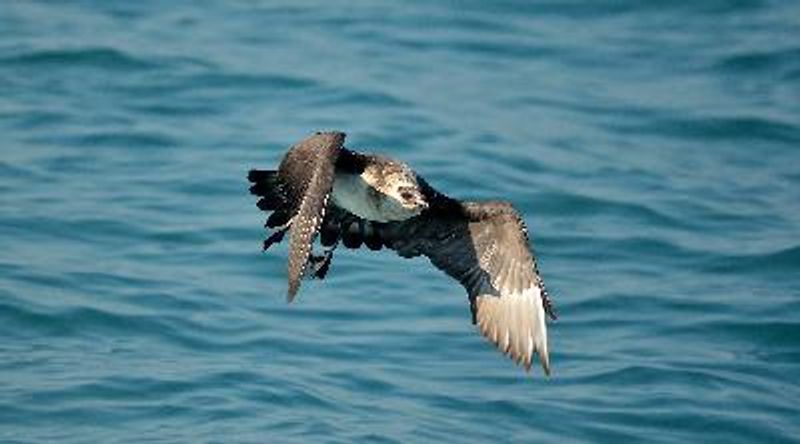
248,131,557,374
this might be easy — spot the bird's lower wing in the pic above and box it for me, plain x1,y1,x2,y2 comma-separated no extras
393,200,554,374
324,196,555,374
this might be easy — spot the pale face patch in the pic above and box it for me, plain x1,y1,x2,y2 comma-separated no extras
381,175,428,214
332,171,426,222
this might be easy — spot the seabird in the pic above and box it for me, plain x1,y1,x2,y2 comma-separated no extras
248,131,557,374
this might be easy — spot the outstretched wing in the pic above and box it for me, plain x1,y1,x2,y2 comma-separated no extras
397,200,554,374
250,131,345,301
320,189,556,374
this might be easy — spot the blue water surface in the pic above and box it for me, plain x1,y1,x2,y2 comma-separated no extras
1,1,799,442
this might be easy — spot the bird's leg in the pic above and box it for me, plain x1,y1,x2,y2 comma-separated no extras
263,218,293,251
309,242,338,280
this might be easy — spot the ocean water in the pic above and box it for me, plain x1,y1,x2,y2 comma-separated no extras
1,1,799,442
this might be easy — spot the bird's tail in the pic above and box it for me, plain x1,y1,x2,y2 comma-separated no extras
248,169,282,209
248,169,292,230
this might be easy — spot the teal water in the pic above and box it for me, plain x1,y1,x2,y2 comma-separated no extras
2,1,799,442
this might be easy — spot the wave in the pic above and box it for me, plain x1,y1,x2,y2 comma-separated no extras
608,114,800,145
703,245,800,275
716,47,800,77
0,47,158,71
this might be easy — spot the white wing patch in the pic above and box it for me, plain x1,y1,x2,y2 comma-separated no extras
475,284,550,374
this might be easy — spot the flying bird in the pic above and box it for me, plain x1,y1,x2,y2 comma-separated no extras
248,131,557,374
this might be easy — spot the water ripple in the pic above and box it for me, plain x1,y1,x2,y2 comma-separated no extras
2,1,799,443
0,47,158,71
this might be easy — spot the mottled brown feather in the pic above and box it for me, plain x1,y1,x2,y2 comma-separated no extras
277,132,345,301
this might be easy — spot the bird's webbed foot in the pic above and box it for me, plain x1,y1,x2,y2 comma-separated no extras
308,244,337,280
262,229,286,251
261,218,294,251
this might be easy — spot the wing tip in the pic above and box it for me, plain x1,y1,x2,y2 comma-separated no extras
476,326,552,376
540,352,552,377
287,282,299,303
475,300,552,376
287,258,302,303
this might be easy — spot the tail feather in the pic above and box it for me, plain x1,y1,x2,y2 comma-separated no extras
266,210,291,228
247,169,276,183
249,168,291,246
256,195,282,211
248,169,285,211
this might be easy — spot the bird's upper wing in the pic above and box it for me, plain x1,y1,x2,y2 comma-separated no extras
276,131,345,300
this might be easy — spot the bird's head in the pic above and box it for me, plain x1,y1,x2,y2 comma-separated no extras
391,181,429,213
364,160,429,220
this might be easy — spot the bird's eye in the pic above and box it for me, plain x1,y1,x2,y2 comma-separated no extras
400,191,414,201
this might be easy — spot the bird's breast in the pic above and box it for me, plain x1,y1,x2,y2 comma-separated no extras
331,172,412,222
331,172,386,221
